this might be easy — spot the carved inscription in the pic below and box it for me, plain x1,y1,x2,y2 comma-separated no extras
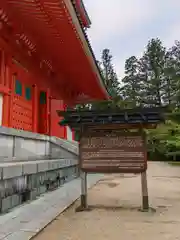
80,131,147,173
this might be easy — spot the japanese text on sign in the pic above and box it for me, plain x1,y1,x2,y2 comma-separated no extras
80,130,147,174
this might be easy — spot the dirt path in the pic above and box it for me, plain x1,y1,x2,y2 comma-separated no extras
34,162,180,240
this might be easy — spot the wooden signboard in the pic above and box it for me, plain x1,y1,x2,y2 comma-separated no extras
57,108,164,211
80,129,147,174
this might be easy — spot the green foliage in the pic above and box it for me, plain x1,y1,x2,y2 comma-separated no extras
146,120,180,156
73,38,180,159
59,119,68,126
101,49,121,97
121,56,143,107
75,48,122,111
119,38,180,159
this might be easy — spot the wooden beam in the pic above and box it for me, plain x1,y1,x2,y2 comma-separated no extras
78,123,158,130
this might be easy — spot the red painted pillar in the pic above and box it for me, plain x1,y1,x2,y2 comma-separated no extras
46,89,50,135
2,95,9,127
8,69,15,128
1,55,9,127
63,103,67,139
32,84,38,132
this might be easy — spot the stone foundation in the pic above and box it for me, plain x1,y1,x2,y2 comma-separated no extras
0,126,78,162
0,159,79,213
0,127,79,213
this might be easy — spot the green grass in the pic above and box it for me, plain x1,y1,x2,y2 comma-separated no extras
168,161,180,166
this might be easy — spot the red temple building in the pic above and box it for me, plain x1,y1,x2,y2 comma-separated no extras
0,0,109,141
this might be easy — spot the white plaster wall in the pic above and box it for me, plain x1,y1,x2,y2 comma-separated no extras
66,126,73,141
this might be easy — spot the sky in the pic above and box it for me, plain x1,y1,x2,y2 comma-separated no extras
84,0,180,79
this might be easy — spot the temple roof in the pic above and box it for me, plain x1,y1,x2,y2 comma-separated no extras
57,107,165,129
0,0,109,104
73,0,91,28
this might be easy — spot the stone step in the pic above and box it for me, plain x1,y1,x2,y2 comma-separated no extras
0,159,80,214
0,127,79,162
0,159,78,180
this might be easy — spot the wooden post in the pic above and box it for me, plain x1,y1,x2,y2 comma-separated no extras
141,171,149,211
32,84,38,132
75,126,90,212
80,170,87,209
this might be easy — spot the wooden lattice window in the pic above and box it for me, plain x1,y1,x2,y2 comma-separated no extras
25,86,31,101
15,79,22,96
40,91,46,104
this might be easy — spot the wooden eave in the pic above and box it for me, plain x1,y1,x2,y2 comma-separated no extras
0,0,109,104
57,107,165,129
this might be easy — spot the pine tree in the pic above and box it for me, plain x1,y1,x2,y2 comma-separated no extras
166,41,180,107
101,49,120,97
162,48,177,106
121,56,143,107
139,38,166,107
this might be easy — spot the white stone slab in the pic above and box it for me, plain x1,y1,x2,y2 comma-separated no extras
22,163,37,175
2,165,23,179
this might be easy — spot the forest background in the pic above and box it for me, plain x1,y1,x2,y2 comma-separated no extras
75,38,180,160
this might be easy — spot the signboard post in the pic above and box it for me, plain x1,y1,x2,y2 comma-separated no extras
77,127,149,211
58,107,164,212
80,170,88,209
141,171,149,210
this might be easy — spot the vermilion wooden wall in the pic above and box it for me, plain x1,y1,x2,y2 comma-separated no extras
0,45,75,140
0,49,65,138
50,99,66,139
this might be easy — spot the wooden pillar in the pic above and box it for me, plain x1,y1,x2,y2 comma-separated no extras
80,171,87,209
0,50,5,86
2,63,10,127
8,69,15,128
2,93,10,127
46,89,50,135
141,171,149,211
63,103,67,139
32,84,38,132
0,52,10,127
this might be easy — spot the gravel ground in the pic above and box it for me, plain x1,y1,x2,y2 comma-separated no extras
34,162,180,240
